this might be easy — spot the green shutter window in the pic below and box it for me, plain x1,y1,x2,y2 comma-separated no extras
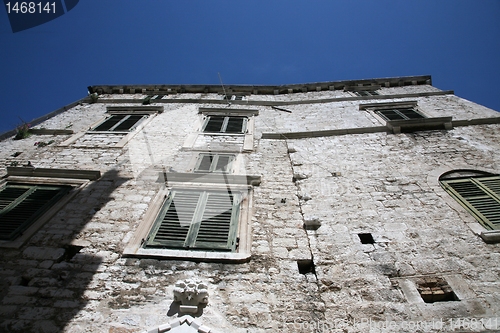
145,190,241,251
92,114,148,132
0,183,71,240
194,153,235,173
376,108,425,121
203,116,247,134
440,175,500,230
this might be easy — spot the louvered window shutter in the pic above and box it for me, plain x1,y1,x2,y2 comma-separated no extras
146,191,200,248
441,176,500,230
0,184,71,240
191,192,240,251
146,190,240,251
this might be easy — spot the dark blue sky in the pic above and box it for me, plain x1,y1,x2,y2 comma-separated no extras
1,1,499,134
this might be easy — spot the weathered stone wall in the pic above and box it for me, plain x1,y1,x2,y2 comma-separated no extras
0,81,499,333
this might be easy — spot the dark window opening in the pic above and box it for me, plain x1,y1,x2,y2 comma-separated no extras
376,108,425,121
203,116,246,134
92,114,147,132
194,154,234,173
356,90,379,96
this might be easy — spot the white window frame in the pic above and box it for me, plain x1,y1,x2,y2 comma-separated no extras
360,101,452,134
123,175,259,262
183,108,258,152
202,115,248,134
60,106,163,148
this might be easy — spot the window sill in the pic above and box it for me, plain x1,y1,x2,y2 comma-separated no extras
386,116,453,134
163,172,261,186
480,230,500,244
123,247,251,263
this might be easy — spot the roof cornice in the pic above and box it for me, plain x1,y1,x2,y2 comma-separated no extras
88,75,432,95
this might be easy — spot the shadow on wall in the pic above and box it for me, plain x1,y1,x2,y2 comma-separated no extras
0,169,130,333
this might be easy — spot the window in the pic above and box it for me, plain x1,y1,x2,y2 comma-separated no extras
375,107,425,121
60,106,163,148
440,171,500,230
355,90,379,97
91,114,148,132
145,189,241,252
221,94,247,101
203,116,247,134
182,107,258,152
0,167,100,248
123,174,259,261
359,101,452,134
0,183,71,241
194,153,234,173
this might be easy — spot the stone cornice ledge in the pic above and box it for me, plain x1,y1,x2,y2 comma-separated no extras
262,117,500,140
452,117,500,127
95,90,454,107
6,167,101,180
163,172,261,186
262,126,387,139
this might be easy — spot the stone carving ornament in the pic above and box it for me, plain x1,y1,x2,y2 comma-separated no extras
173,279,209,313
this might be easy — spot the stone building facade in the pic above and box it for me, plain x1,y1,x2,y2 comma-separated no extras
0,75,499,332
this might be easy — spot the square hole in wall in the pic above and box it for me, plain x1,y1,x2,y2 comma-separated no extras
297,259,315,275
358,233,375,244
416,277,460,303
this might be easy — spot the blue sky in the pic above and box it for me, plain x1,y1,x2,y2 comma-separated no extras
1,1,499,134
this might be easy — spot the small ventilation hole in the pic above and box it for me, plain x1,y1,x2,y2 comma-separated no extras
20,277,31,286
62,245,84,261
358,233,375,244
416,277,460,303
297,259,315,275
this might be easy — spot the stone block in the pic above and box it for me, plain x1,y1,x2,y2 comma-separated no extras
22,247,65,261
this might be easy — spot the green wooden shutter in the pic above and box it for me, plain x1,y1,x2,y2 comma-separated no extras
441,176,500,230
146,191,201,248
0,184,71,240
145,190,240,251
192,192,240,251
